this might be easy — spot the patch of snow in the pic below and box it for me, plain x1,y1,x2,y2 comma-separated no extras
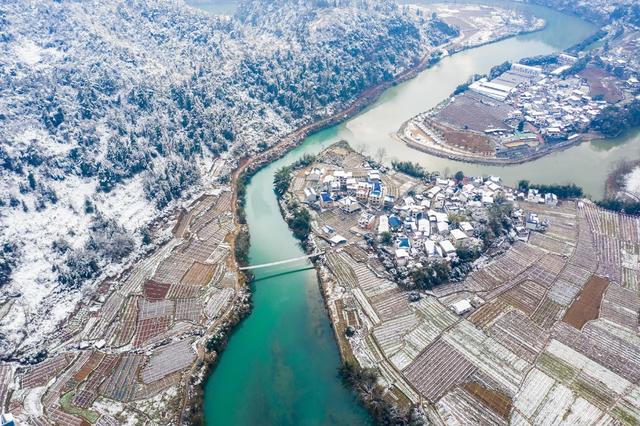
21,386,46,417
624,166,640,197
14,40,43,66
95,176,158,233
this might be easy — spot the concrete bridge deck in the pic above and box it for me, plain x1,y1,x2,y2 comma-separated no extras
238,252,324,271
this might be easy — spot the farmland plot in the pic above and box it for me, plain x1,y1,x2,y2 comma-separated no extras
79,354,119,400
403,339,477,402
488,310,547,363
599,284,640,329
143,280,171,300
469,300,511,329
153,253,194,285
87,293,124,340
167,283,202,299
552,323,640,383
437,386,507,426
138,299,175,321
525,254,565,287
499,280,546,315
179,239,219,263
47,408,86,426
119,240,181,296
73,351,105,383
99,354,142,402
373,313,420,358
0,364,13,409
21,354,75,389
111,296,139,347
529,232,573,256
180,262,216,287
369,288,413,321
141,339,196,384
444,321,530,395
175,298,203,323
339,252,396,298
133,371,181,401
562,275,609,329
133,317,172,347
203,288,235,319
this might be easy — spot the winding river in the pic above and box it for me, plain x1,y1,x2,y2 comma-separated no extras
201,2,640,425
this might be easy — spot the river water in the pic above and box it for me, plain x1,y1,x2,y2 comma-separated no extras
202,2,639,425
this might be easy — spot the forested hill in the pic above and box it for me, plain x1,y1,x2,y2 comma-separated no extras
0,0,456,357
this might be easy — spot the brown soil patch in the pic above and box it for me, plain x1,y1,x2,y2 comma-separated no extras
172,208,189,237
427,119,494,154
579,66,624,103
143,280,171,300
468,300,509,329
463,382,513,419
73,352,105,383
563,275,609,330
180,262,215,286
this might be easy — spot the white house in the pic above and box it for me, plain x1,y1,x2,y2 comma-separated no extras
460,221,474,236
424,240,437,257
439,240,457,258
339,196,361,213
304,187,317,203
307,167,323,182
450,299,472,315
437,221,449,235
378,215,389,234
418,218,430,236
451,229,468,243
395,248,410,266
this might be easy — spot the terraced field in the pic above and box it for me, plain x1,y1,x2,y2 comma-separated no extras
2,189,244,424
319,195,640,424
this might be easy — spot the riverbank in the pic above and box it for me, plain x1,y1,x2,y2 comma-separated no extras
604,159,640,201
396,128,594,165
183,286,252,424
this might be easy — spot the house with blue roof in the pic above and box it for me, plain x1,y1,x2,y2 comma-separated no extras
388,215,403,231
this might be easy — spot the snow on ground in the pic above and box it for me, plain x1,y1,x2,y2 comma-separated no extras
95,176,158,233
624,166,640,197
0,170,153,356
13,40,43,66
21,386,46,417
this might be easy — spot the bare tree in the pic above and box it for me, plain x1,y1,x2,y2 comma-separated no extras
355,143,368,155
375,147,387,165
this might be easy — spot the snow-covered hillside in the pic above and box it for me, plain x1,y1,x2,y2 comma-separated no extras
0,0,457,357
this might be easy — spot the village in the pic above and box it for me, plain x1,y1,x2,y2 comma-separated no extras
399,25,640,163
292,142,555,280
285,142,640,424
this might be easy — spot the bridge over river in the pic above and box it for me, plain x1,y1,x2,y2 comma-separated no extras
238,251,324,271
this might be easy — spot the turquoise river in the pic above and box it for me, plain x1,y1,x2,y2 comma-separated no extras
199,1,640,425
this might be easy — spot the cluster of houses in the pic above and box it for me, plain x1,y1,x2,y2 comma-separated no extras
304,167,392,212
510,68,609,140
301,166,555,268
472,60,610,151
